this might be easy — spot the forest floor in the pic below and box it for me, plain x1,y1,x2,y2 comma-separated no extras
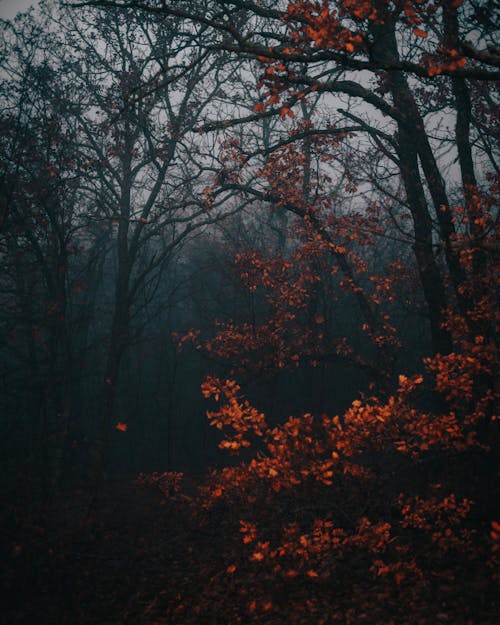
2,476,214,625
2,474,499,625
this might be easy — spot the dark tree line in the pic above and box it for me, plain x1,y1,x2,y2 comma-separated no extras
1,0,498,501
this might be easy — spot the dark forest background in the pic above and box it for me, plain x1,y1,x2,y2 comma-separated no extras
0,0,445,494
0,2,498,623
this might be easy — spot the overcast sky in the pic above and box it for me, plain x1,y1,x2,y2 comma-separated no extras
0,0,36,20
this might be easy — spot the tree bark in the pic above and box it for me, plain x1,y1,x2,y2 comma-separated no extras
369,19,453,354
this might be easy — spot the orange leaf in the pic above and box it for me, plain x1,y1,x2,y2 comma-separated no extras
115,422,128,432
413,28,428,38
279,107,294,119
253,102,266,113
226,564,237,574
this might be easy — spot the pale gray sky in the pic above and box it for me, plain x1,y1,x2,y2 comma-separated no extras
0,0,36,20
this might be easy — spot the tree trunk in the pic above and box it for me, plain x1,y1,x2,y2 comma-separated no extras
397,134,453,355
90,146,132,481
369,19,453,355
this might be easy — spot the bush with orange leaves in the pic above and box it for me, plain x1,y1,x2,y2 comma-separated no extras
169,188,499,624
167,342,499,625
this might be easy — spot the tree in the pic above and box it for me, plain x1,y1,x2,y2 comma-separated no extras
89,0,498,357
1,0,246,489
0,11,90,496
80,1,498,622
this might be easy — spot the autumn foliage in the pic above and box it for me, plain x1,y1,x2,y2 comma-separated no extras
163,178,499,623
150,1,500,619
169,84,499,625
178,350,497,622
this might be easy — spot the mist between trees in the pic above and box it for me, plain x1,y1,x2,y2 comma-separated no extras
0,0,498,517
